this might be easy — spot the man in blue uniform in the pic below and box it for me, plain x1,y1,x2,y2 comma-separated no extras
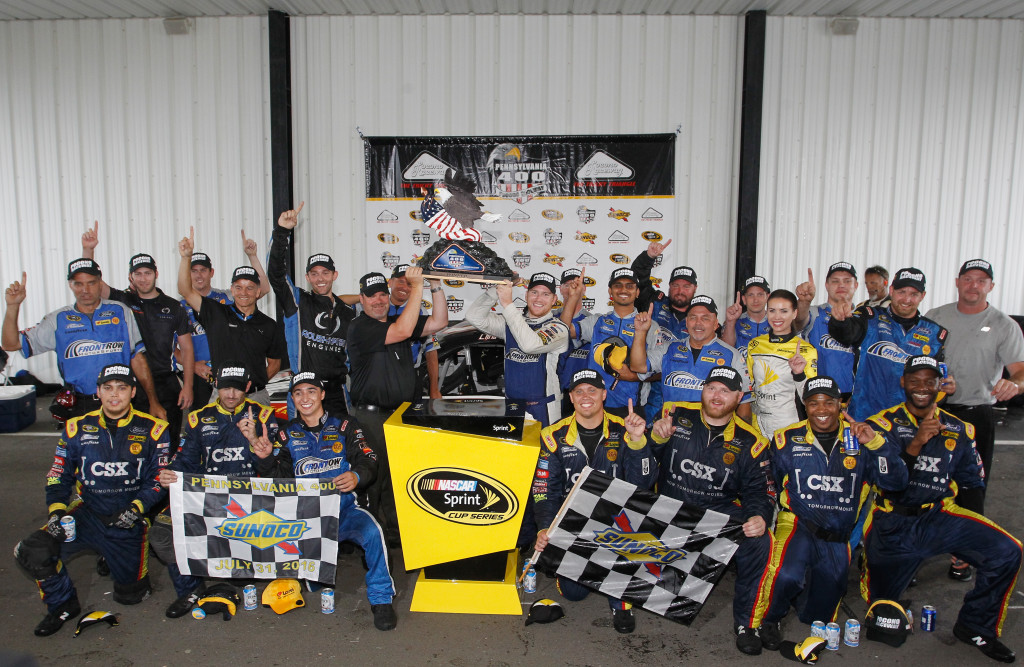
650,366,774,655
722,276,772,357
629,238,694,338
829,267,950,421
795,262,859,399
149,364,280,618
253,371,397,631
753,376,907,650
863,356,1022,663
532,369,656,634
13,364,170,636
555,268,592,418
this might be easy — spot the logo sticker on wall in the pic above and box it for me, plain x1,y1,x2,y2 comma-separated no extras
377,210,398,223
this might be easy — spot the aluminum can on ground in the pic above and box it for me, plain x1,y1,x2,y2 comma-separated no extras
825,622,841,650
322,588,335,614
922,605,936,632
844,619,860,646
243,584,257,611
811,621,827,638
523,565,537,594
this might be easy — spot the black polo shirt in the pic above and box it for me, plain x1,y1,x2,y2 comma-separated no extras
108,287,190,378
195,296,286,391
347,312,427,409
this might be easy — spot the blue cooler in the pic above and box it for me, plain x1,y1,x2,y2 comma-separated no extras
0,386,36,432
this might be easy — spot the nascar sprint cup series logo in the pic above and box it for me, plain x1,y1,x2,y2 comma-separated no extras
407,467,519,525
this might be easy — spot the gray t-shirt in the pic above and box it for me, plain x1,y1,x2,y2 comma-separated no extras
925,303,1024,406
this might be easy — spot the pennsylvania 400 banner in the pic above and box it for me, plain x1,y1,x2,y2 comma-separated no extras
170,474,341,585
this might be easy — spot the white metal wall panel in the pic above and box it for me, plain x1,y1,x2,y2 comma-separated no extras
0,17,271,382
759,16,1024,314
290,13,743,303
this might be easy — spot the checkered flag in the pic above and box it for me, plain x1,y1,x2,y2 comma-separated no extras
170,474,341,585
533,467,744,624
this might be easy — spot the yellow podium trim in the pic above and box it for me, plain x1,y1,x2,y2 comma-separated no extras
409,550,522,615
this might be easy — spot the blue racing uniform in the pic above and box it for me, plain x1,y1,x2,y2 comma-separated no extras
256,413,394,604
732,314,771,358
576,309,663,410
801,304,856,395
181,289,230,368
648,336,751,408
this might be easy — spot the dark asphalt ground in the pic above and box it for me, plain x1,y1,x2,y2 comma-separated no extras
1,400,1021,666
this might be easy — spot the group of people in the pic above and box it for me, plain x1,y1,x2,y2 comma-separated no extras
4,207,1024,663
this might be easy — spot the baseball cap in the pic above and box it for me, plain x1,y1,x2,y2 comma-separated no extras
742,275,770,293
360,272,389,296
560,268,582,283
67,258,102,280
391,264,410,278
777,637,828,664
129,253,157,273
97,364,136,387
670,266,698,285
608,267,638,286
687,295,718,314
890,267,926,292
568,369,605,391
959,258,994,279
525,599,565,626
261,579,305,615
190,252,213,269
306,253,335,273
826,261,857,279
231,266,260,285
216,364,251,391
802,376,841,401
289,371,324,392
704,366,743,392
864,599,913,647
903,355,941,376
527,272,557,293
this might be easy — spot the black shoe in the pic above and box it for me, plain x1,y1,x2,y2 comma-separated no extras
372,603,397,631
96,556,110,577
612,606,635,634
949,561,974,582
736,625,762,656
908,576,919,588
953,621,1016,663
759,621,782,651
34,598,81,637
165,588,204,619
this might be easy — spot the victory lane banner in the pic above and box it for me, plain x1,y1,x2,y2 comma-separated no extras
534,467,743,625
170,475,341,585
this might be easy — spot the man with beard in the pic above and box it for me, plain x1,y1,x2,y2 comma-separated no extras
862,356,1022,663
629,238,694,338
753,376,907,651
149,364,279,619
269,202,356,415
795,262,859,400
347,267,448,546
829,267,950,422
465,272,569,426
722,276,772,357
650,366,774,655
857,265,891,309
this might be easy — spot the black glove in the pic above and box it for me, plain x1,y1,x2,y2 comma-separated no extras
108,505,141,530
45,509,68,541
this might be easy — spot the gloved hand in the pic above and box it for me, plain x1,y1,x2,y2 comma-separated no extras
108,505,141,530
46,509,68,541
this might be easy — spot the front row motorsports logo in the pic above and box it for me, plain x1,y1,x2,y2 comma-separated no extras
217,498,309,554
592,510,686,577
407,467,519,526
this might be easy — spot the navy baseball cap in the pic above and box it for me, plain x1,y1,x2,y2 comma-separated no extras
802,376,841,401
688,295,718,314
391,264,410,278
97,364,135,387
742,276,770,294
67,258,101,280
360,272,389,296
569,369,605,391
216,364,251,391
826,261,857,280
890,267,926,292
190,252,213,269
560,268,582,283
959,259,993,279
527,273,557,293
231,266,260,285
129,253,157,273
670,266,697,285
306,253,335,273
290,372,324,391
608,268,638,286
904,355,941,376
705,366,743,392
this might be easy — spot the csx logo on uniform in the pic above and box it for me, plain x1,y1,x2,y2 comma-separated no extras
914,456,941,473
806,475,844,492
680,459,715,481
91,461,131,477
212,448,244,462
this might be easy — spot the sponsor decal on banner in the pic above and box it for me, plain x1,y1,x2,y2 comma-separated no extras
512,251,532,269
543,254,565,267
377,210,398,223
542,209,563,220
577,253,598,266
381,252,401,270
608,208,630,222
610,253,630,265
488,144,550,204
509,209,531,222
402,151,455,183
575,230,597,244
642,231,663,242
608,230,629,243
407,467,519,525
577,206,596,223
446,296,465,313
544,228,563,246
641,207,664,221
378,233,399,244
509,232,530,244
411,229,431,246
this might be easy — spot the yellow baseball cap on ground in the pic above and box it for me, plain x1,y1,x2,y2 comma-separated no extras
261,579,305,614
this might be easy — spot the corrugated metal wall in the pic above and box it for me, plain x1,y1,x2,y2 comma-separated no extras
289,13,744,300
759,16,1024,314
0,16,271,382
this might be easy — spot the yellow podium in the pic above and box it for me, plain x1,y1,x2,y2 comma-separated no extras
384,398,541,615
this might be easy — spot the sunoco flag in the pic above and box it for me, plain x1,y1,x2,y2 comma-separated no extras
171,475,341,585
534,467,743,624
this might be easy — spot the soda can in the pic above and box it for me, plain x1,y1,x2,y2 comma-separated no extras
523,565,537,594
60,515,76,542
243,584,257,611
844,619,861,647
843,426,859,453
921,605,936,632
811,621,827,638
321,588,335,614
191,607,206,620
938,363,949,378
825,622,841,650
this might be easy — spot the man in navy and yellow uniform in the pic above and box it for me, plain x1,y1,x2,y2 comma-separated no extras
532,369,657,635
862,356,1022,663
253,371,397,631
752,376,907,651
829,267,950,421
13,364,169,636
650,366,774,656
149,363,280,619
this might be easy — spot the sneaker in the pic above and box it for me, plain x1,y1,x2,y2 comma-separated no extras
736,625,762,656
371,603,397,631
34,598,81,637
165,588,204,619
759,621,783,651
949,560,974,582
612,606,636,634
96,556,110,577
953,621,1016,663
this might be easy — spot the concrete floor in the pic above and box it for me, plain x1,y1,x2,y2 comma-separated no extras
1,400,1021,666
